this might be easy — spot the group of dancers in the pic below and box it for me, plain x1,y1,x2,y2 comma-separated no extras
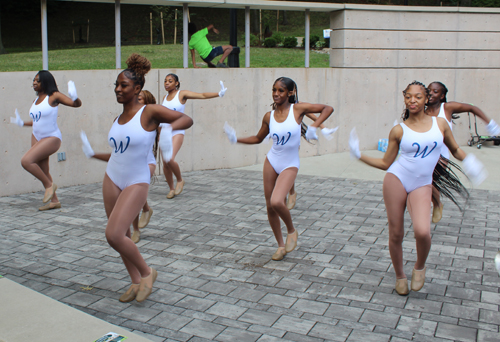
11,53,499,302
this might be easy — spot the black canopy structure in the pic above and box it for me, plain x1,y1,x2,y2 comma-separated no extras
40,0,344,69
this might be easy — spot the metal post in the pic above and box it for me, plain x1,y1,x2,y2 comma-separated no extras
245,6,250,68
183,3,188,68
41,0,48,70
115,0,121,69
305,9,310,68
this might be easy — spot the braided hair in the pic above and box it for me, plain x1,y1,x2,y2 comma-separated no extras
401,80,429,121
122,53,151,90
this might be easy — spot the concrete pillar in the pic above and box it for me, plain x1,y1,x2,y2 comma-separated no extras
305,9,310,68
245,6,250,68
183,3,189,68
41,0,48,70
115,0,121,69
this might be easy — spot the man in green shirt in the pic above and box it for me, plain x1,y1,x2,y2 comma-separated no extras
188,23,233,68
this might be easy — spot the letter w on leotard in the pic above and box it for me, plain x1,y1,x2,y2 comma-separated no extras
110,136,131,153
273,132,292,145
412,142,437,158
30,111,41,122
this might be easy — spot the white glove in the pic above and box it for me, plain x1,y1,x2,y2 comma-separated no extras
349,128,361,159
321,127,338,141
68,80,78,101
486,119,500,136
224,122,237,144
218,81,227,98
305,126,318,141
159,126,173,162
80,131,95,158
10,109,24,127
462,153,488,186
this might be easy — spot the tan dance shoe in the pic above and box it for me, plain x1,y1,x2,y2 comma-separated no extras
166,190,175,199
271,247,287,261
138,208,153,229
432,203,443,223
285,230,298,253
395,278,409,296
136,268,157,302
39,201,61,211
119,284,139,302
174,180,185,196
286,192,297,210
43,183,57,203
131,230,141,244
411,267,426,291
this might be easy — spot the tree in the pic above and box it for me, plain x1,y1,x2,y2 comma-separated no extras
0,4,7,54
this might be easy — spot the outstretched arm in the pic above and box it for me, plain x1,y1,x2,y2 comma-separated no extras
446,102,490,124
207,24,219,34
356,125,401,170
190,49,201,69
226,112,270,145
181,90,219,100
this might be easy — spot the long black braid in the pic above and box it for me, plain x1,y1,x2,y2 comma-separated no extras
432,157,469,211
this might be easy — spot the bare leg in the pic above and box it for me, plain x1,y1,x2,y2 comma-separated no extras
21,135,60,189
102,174,150,284
166,134,184,183
38,150,59,204
218,45,233,64
289,183,295,196
263,159,297,247
383,173,408,279
142,164,156,212
407,185,433,270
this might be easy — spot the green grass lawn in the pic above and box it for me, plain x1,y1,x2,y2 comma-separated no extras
0,42,330,71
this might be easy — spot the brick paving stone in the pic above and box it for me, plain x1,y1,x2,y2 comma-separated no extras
2,169,499,341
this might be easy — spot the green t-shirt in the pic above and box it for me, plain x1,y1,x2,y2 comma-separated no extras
188,28,213,59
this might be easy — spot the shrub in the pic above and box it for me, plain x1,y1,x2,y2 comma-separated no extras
301,34,321,48
283,36,298,48
264,37,277,48
315,40,326,48
240,33,260,47
271,32,284,44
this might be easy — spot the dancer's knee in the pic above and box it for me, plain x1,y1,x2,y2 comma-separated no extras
414,226,431,242
105,229,122,248
270,197,285,212
389,230,404,245
21,156,32,171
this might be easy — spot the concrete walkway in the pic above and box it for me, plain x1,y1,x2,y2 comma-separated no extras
1,145,499,342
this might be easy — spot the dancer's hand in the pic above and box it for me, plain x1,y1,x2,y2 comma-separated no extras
463,153,487,186
487,119,500,136
224,122,237,144
349,128,361,159
80,131,95,158
10,109,24,127
321,127,338,141
68,81,78,101
305,126,318,141
159,126,173,162
219,81,227,98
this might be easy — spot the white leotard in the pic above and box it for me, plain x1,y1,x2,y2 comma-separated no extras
266,104,301,174
437,103,452,159
160,91,186,136
29,96,62,141
106,106,156,190
387,117,443,193
147,148,156,166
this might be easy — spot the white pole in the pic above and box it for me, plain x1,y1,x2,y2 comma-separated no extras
183,3,188,68
245,6,250,68
41,0,48,70
115,0,121,69
305,9,310,68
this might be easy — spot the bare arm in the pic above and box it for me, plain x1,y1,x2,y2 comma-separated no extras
92,153,111,162
145,104,193,131
190,49,201,69
180,90,219,101
440,118,466,161
294,102,333,127
304,113,326,129
359,125,401,170
207,24,219,34
237,112,270,145
50,92,82,108
445,101,490,124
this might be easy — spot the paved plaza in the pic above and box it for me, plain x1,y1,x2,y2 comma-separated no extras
1,152,500,341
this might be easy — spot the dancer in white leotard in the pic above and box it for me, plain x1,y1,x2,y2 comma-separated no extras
224,77,333,261
160,73,227,199
10,70,82,210
350,81,486,295
80,54,193,303
426,81,499,223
